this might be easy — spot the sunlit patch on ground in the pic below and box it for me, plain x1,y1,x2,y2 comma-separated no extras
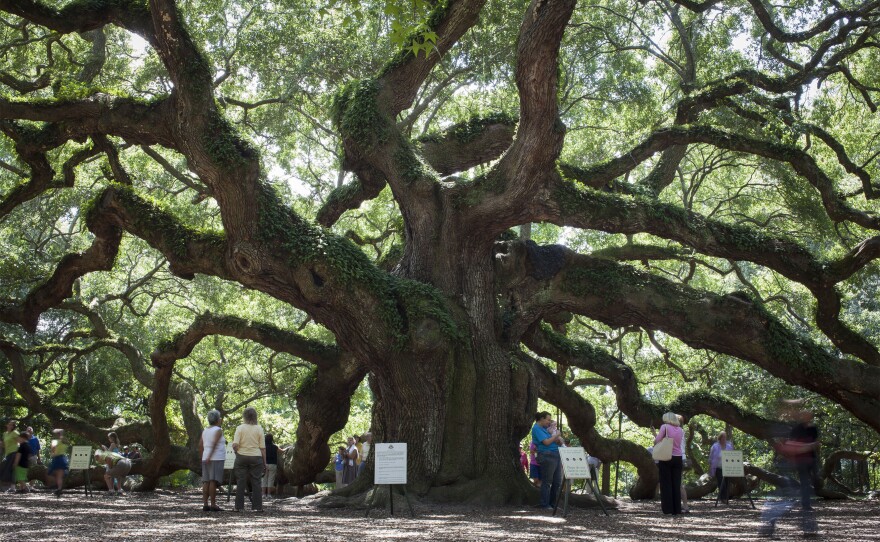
0,490,877,541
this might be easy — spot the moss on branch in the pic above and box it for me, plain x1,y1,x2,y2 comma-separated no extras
201,110,257,168
418,112,518,145
331,79,390,151
257,184,461,348
84,184,225,259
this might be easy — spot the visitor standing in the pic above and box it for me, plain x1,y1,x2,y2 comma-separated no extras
709,431,734,503
531,411,562,510
1,419,18,490
46,429,68,496
334,446,346,488
654,412,684,515
232,407,266,512
263,433,286,498
25,427,40,466
11,432,31,493
25,426,40,489
353,435,363,475
342,436,358,485
103,432,121,454
529,442,541,487
199,409,225,512
358,432,371,476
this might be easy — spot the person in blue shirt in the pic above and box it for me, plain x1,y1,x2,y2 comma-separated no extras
531,411,563,509
334,446,347,488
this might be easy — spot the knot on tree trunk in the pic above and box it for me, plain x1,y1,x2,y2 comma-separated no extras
231,242,263,276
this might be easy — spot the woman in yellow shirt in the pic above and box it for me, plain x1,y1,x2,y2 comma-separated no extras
232,407,266,512
46,429,69,496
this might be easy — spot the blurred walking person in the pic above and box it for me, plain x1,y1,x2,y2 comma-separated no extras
759,403,819,538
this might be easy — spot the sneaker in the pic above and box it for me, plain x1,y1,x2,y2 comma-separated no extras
54,489,62,497
210,506,223,512
105,491,115,497
203,505,211,512
117,490,125,496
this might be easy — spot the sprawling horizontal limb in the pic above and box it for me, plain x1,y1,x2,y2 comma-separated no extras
496,241,880,430
551,126,880,231
151,312,340,369
0,222,121,332
523,324,781,439
0,0,155,38
86,185,231,280
0,97,175,147
0,338,153,446
544,180,880,366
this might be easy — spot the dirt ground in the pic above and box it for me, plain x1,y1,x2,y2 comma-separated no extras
0,489,877,541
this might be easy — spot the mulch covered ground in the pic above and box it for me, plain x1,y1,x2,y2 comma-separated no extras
0,489,877,541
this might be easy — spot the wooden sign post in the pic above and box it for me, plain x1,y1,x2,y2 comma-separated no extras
555,447,609,517
69,446,93,496
223,449,236,501
366,443,413,517
715,450,755,509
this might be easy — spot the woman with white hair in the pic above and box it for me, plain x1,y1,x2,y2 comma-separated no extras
199,409,226,512
708,431,733,504
654,412,684,515
232,407,266,512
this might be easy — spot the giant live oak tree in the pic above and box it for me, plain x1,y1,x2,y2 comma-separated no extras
1,0,880,503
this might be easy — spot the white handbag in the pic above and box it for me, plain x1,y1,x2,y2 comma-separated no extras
652,427,674,461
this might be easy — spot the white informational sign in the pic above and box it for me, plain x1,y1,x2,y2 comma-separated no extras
558,447,591,480
374,443,407,485
69,446,93,470
223,448,236,470
721,450,744,477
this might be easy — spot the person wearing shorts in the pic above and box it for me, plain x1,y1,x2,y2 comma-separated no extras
95,449,131,496
200,409,226,512
12,432,30,493
262,433,280,498
46,429,69,496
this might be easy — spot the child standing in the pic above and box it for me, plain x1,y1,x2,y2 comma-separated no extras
12,432,31,493
334,446,346,488
46,429,69,497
